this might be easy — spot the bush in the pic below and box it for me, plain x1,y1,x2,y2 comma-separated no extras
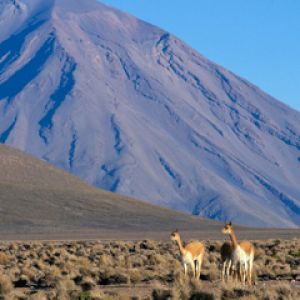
0,252,9,265
99,267,129,285
0,274,13,295
128,268,143,284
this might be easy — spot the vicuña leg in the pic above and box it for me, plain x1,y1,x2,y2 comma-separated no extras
226,260,232,281
197,256,202,279
221,261,225,281
243,263,248,285
191,262,196,278
249,257,253,285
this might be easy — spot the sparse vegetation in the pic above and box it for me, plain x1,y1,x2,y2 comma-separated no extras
0,239,298,299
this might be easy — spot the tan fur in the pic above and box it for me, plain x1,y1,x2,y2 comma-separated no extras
185,241,205,258
239,241,254,256
221,222,255,285
170,230,205,279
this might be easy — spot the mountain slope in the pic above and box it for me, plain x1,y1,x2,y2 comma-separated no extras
0,0,299,227
0,144,224,238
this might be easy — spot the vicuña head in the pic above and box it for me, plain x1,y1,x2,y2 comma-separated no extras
222,221,233,234
170,229,180,241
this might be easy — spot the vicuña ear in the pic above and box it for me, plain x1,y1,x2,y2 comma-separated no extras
229,221,232,226
175,228,179,232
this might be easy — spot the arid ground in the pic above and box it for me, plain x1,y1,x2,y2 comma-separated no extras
0,238,299,299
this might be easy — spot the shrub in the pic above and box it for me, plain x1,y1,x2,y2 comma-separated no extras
0,252,9,265
0,274,13,295
99,254,113,267
206,264,219,281
99,267,129,285
78,291,91,300
55,278,78,293
89,289,107,299
81,276,96,291
290,251,300,258
152,288,171,300
128,268,142,284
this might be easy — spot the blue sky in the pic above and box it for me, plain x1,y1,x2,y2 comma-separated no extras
100,0,300,112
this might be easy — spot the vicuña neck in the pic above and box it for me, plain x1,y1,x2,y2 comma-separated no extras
229,230,238,248
176,237,186,256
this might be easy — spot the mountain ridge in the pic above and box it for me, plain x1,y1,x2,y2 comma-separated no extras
0,0,300,227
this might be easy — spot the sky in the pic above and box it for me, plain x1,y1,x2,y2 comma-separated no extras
100,0,300,112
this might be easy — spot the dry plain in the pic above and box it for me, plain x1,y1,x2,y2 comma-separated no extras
0,237,299,299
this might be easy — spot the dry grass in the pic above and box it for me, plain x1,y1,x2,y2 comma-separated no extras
0,252,9,265
0,274,13,295
0,239,298,299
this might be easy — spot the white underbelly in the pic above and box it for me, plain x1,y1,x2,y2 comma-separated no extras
183,252,194,265
232,246,248,265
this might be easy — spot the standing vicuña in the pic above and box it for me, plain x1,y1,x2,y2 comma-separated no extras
220,241,233,281
170,229,205,279
222,222,254,284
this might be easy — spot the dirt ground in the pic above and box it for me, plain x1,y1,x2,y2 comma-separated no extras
0,237,299,299
0,226,299,242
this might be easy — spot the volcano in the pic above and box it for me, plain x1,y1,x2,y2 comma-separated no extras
0,0,300,227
